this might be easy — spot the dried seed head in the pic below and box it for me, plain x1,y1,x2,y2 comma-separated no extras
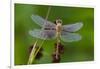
54,43,64,54
52,52,60,63
35,52,43,60
28,45,43,60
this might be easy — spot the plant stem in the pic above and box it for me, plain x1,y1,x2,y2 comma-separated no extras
27,6,51,64
27,40,38,64
32,39,46,62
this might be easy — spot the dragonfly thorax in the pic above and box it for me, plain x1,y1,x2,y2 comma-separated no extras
55,19,62,32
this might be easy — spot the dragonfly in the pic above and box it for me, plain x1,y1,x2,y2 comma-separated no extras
29,14,83,42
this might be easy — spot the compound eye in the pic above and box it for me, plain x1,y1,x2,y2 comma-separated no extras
59,21,61,23
54,21,57,25
56,20,58,23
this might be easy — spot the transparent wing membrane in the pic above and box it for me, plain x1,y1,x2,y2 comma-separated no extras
29,29,56,40
60,31,82,42
30,14,83,42
31,14,56,27
62,22,83,32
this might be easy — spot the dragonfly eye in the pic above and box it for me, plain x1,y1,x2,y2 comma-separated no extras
56,19,62,24
54,21,57,25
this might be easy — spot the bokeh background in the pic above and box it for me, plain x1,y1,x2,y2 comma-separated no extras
15,3,94,65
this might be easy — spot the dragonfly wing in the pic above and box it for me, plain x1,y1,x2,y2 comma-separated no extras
60,31,82,42
62,22,83,32
31,14,56,27
29,29,56,40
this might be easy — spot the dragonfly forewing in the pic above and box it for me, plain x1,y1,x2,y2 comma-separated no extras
31,14,56,28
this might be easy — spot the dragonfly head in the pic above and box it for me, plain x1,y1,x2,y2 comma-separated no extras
55,19,62,24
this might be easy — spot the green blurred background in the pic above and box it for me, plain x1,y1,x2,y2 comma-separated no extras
15,3,94,65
